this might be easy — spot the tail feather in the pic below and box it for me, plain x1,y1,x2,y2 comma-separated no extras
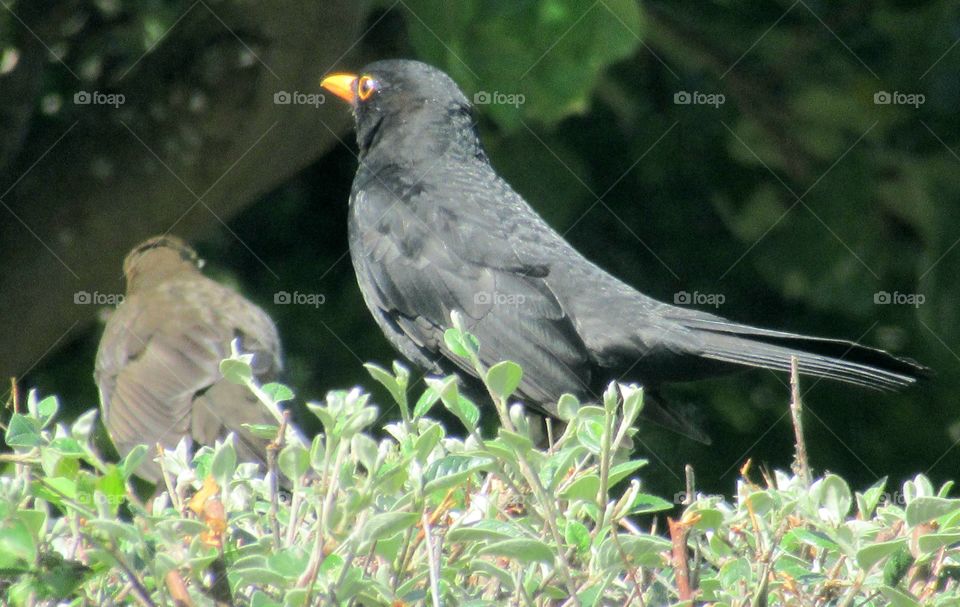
680,317,929,391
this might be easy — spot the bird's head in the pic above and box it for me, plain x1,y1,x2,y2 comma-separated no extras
321,59,482,162
122,235,201,293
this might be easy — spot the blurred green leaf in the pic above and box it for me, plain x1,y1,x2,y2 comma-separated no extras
485,360,522,401
478,537,554,564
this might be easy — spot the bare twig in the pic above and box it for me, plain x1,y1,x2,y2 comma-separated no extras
157,443,181,513
165,570,193,607
267,416,286,546
789,356,812,487
612,527,646,607
421,508,443,607
668,517,693,601
684,464,695,506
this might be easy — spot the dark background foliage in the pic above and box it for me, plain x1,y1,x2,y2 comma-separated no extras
3,0,958,498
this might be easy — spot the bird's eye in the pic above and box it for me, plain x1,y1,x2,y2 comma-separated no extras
357,76,378,101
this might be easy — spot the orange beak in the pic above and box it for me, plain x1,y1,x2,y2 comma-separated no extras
321,73,359,103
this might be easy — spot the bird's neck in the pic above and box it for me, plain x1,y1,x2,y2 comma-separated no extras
360,106,487,169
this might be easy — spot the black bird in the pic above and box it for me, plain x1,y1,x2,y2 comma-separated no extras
321,60,927,439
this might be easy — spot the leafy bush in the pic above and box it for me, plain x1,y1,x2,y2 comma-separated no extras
2,319,959,605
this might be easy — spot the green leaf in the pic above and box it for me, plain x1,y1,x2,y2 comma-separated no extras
120,444,148,479
220,358,253,384
413,422,444,463
499,429,533,454
883,546,913,587
404,0,644,130
448,520,519,543
598,534,670,569
818,474,852,522
485,361,523,401
243,424,280,440
478,538,554,564
0,519,37,568
857,538,908,570
878,585,920,607
470,561,514,591
48,437,84,457
341,406,379,438
782,528,839,552
413,386,441,419
262,383,295,404
278,444,309,481
36,395,60,426
364,363,405,406
86,519,140,543
564,520,590,553
560,475,599,502
251,590,282,607
267,546,308,579
71,409,99,441
905,496,960,526
212,439,238,485
557,393,580,421
96,466,125,516
607,459,648,487
619,384,644,426
856,476,888,518
629,493,673,515
351,434,379,473
5,413,41,447
360,512,419,545
718,557,753,589
917,531,960,554
450,396,480,430
576,418,604,454
423,455,491,496
444,328,472,359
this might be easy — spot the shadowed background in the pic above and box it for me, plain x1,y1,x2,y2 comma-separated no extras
2,0,958,498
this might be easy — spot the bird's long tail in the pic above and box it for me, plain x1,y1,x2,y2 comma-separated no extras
681,317,929,390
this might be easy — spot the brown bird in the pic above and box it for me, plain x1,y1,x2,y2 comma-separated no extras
95,235,281,483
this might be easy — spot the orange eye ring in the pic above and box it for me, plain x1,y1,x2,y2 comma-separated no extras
357,76,377,101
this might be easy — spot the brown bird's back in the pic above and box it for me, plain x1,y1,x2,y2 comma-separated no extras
95,236,281,483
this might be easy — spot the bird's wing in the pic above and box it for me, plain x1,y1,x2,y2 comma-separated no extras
95,293,220,480
95,280,281,480
188,288,281,460
350,173,593,406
